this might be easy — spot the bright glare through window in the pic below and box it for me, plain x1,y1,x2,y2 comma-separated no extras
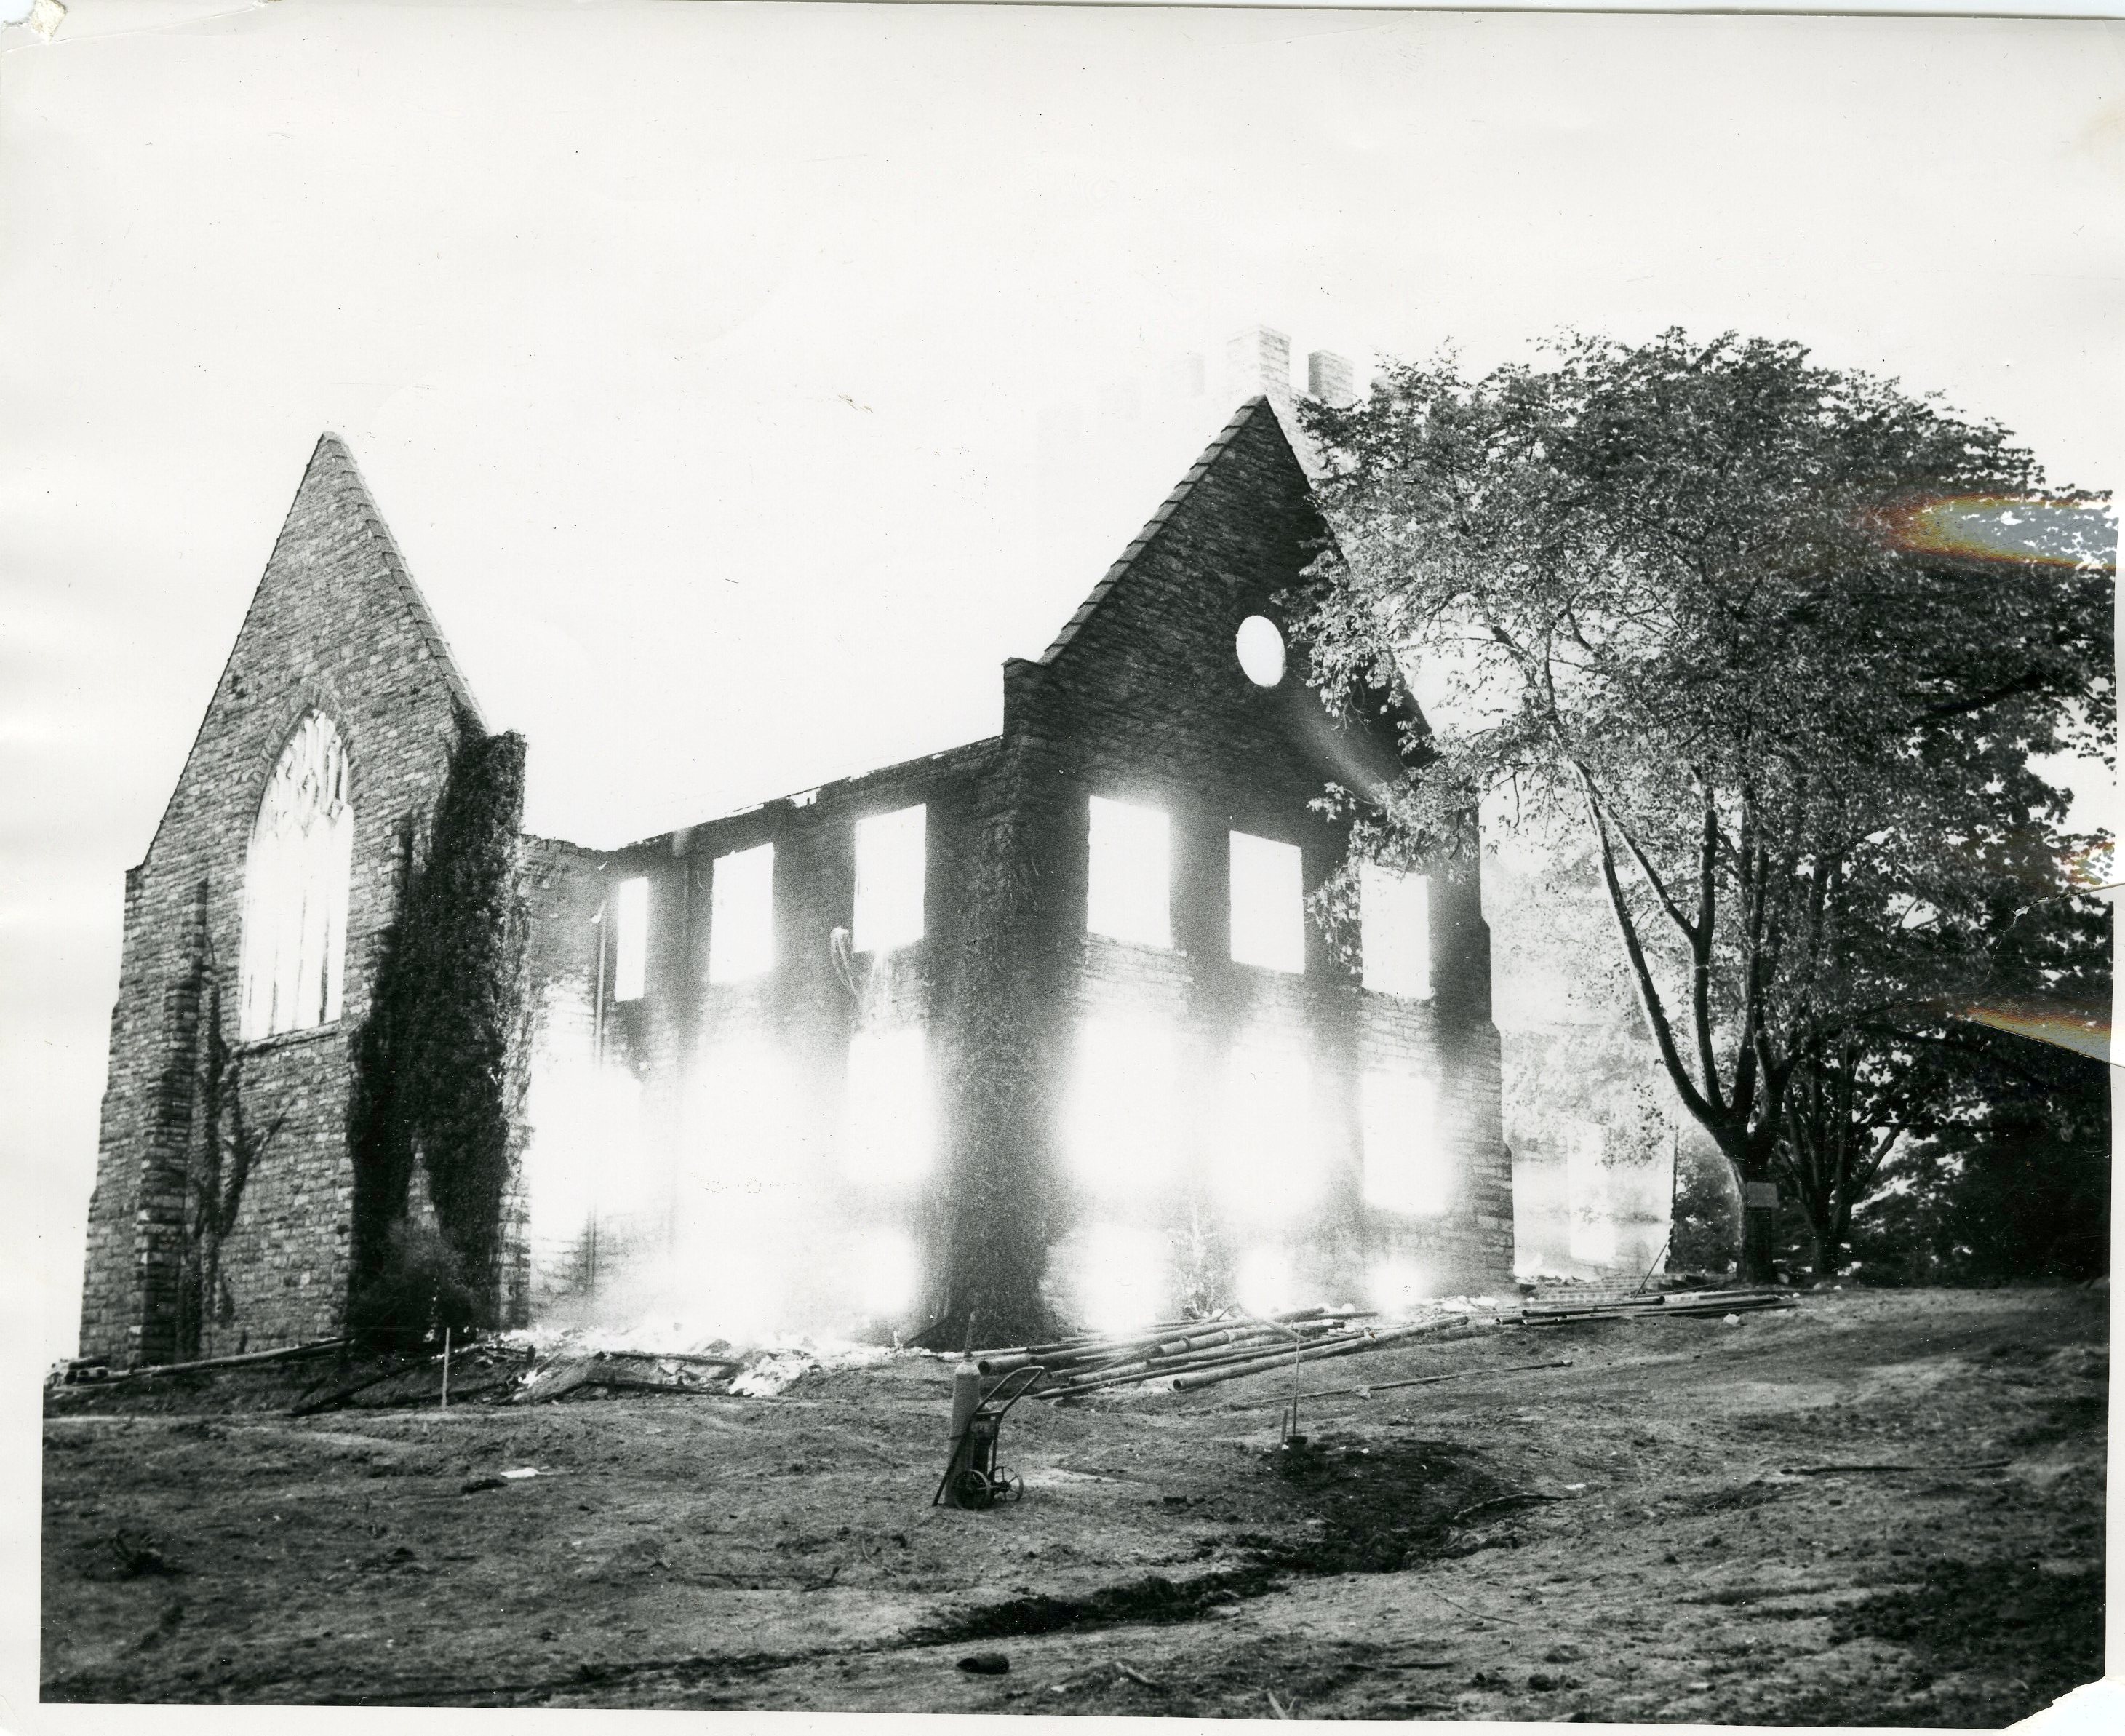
1368,1257,1431,1315
1235,615,1286,687
1235,1244,1297,1315
1064,1015,1181,1197
1086,795,1171,947
238,711,353,1040
1360,861,1432,999
853,1229,920,1316
611,876,649,1003
842,1023,933,1184
1568,1122,1618,1264
1229,832,1305,973
1213,1036,1321,1220
853,805,926,953
1362,1069,1448,1215
1078,1224,1167,1333
709,842,776,984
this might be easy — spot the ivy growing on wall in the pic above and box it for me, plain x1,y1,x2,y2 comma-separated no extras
171,912,284,1362
348,714,531,1342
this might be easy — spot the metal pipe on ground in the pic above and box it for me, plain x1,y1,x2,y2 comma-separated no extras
1170,1319,1504,1393
1224,1358,1576,1409
976,1307,1341,1377
73,1337,350,1382
981,1311,1347,1377
1035,1335,1344,1398
1042,1328,1383,1398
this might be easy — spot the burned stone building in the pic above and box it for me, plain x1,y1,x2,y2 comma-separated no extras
77,386,1514,1367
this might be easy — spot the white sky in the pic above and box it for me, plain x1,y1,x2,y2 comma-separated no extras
4,1,2121,1386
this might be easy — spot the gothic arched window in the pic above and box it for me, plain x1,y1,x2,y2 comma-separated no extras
238,712,354,1040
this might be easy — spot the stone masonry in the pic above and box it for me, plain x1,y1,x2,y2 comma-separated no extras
78,436,482,1365
79,393,1514,1366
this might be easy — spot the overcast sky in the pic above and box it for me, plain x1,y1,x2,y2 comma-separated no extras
5,2,2120,1374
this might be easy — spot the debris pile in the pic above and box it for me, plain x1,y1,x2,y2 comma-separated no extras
511,1347,743,1405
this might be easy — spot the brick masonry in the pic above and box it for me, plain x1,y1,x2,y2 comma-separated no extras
81,399,1514,1364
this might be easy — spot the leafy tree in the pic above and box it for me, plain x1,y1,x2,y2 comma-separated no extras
1295,331,2112,1279
1779,879,2109,1278
1843,1027,2110,1285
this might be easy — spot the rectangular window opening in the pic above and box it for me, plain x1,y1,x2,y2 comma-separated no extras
1087,795,1171,947
1229,831,1306,973
1360,860,1432,1000
611,875,649,1003
853,805,926,953
709,841,776,984
1362,1068,1448,1216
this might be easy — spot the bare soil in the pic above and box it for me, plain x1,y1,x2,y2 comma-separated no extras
42,1286,2106,1723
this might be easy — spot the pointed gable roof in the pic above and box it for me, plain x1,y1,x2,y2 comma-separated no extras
274,432,484,726
1038,397,1306,667
137,433,485,861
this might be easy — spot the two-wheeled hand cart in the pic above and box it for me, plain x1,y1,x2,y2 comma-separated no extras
932,1364,1045,1510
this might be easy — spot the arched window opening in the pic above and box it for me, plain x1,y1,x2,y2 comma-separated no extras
239,712,354,1040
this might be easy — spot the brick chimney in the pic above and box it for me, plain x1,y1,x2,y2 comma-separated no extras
1307,349,1356,407
1225,325,1291,400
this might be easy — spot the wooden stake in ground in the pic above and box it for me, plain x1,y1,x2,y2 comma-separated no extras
441,1327,452,1411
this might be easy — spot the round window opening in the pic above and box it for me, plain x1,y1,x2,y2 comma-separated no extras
1235,615,1287,688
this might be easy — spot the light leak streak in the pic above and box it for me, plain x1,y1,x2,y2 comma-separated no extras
1955,1000,2109,1064
1882,494,2115,570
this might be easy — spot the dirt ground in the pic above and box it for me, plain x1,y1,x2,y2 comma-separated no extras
42,1286,2107,1722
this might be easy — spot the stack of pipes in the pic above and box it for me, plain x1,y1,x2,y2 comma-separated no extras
967,1307,1351,1396
967,1286,1798,1401
1519,1286,1794,1324
969,1309,1509,1401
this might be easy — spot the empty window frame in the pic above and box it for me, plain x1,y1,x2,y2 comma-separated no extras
610,875,650,1003
708,841,776,984
842,1022,933,1184
1360,860,1432,1000
238,711,354,1040
1229,831,1306,973
853,805,926,953
1361,1068,1449,1216
1086,795,1171,947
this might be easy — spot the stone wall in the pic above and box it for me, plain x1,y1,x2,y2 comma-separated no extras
78,434,480,1365
509,743,1006,1338
989,397,1515,1311
81,399,1515,1363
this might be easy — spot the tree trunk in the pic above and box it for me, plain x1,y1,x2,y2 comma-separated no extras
1738,1172,1780,1284
1805,1196,1842,1281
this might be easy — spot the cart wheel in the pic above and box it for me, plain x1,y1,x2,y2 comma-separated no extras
948,1467,997,1510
